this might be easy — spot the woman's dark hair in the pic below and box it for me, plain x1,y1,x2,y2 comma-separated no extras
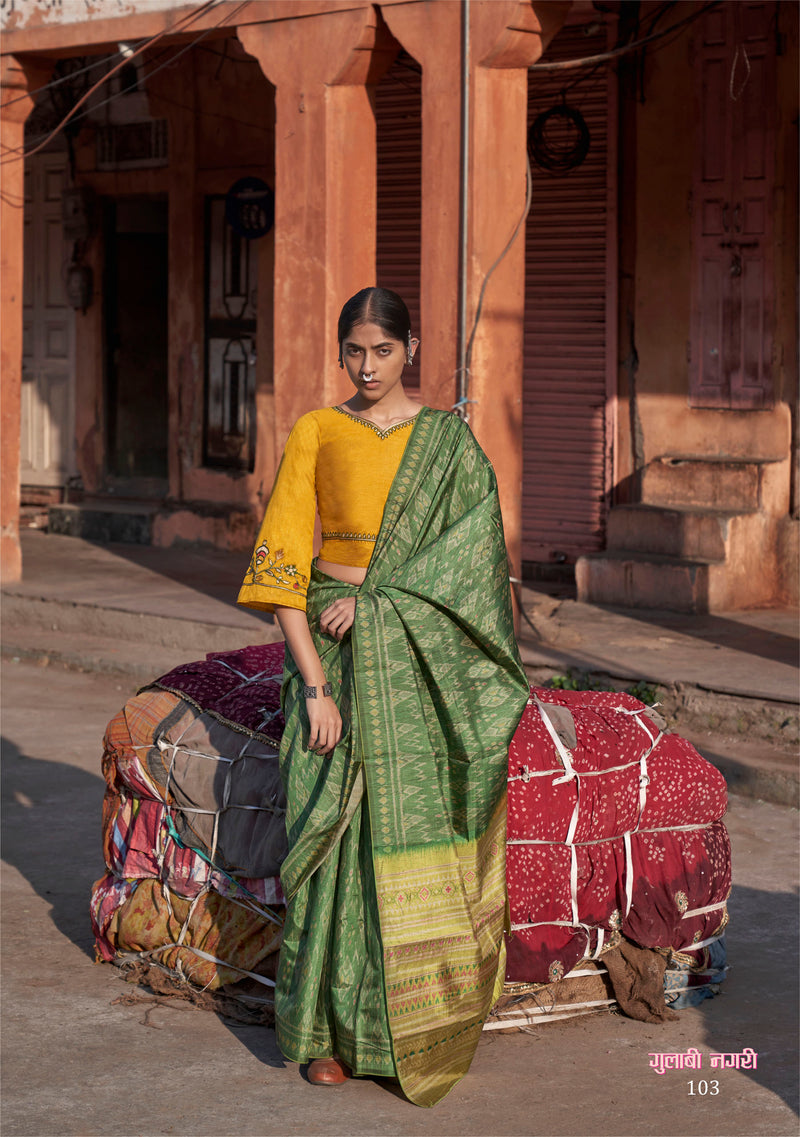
337,287,411,363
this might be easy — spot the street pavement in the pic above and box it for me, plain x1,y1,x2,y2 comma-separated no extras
3,530,798,805
1,654,798,1137
1,530,798,1134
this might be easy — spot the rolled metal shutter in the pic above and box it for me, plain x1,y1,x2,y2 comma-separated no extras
522,23,616,565
375,51,422,389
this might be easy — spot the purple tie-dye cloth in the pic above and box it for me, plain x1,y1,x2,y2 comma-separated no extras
149,641,287,745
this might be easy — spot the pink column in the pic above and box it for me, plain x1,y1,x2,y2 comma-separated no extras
0,57,38,582
238,7,396,451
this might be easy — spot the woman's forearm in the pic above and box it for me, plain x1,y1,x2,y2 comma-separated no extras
275,606,326,686
275,604,341,755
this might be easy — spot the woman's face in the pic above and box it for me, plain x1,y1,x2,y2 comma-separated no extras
341,320,413,401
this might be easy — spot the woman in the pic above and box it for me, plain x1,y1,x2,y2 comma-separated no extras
238,288,528,1107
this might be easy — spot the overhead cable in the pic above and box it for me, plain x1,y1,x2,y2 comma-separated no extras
527,1,721,73
0,0,227,165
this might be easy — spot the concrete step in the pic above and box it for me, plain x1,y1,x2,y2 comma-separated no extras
641,454,780,512
605,504,742,560
49,502,157,544
1,624,204,684
1,592,281,657
575,550,724,613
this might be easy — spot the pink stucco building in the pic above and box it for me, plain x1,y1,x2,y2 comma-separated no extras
2,0,797,610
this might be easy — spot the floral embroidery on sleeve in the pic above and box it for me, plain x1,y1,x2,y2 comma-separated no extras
245,543,309,594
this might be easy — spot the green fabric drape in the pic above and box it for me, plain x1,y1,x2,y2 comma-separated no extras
277,408,529,1106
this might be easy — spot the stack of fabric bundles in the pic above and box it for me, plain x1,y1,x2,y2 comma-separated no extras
92,644,730,1026
91,643,288,1010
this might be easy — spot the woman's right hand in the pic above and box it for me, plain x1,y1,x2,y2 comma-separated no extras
306,691,342,756
274,606,343,756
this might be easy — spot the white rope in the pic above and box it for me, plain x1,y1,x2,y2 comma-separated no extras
682,900,727,918
532,696,582,922
153,741,235,764
532,696,578,785
509,756,648,783
484,1001,615,1030
590,927,605,960
509,918,597,933
507,820,712,847
623,830,634,917
215,660,250,679
677,933,726,953
491,998,615,1019
569,845,579,925
116,944,276,987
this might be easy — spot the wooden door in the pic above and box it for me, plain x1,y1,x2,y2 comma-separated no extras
21,154,76,487
689,2,776,408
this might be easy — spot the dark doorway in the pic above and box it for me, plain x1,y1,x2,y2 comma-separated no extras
105,197,168,485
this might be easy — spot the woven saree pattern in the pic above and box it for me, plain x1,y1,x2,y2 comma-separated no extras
278,409,529,1107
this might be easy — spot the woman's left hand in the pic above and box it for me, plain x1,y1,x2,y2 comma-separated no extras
319,597,356,640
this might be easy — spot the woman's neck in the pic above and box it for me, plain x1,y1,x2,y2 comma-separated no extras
341,391,421,430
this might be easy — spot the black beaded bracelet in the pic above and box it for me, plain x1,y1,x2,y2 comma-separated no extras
303,683,332,699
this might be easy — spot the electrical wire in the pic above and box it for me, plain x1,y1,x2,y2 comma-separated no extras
0,0,227,165
0,2,222,157
527,1,721,73
0,7,216,159
1,48,132,110
455,0,717,420
76,2,250,133
453,147,533,421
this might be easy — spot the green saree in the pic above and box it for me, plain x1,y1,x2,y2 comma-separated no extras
276,408,529,1107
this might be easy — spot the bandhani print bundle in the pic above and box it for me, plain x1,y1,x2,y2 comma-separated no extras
504,689,730,1012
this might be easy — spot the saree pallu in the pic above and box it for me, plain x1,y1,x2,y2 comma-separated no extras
276,408,529,1107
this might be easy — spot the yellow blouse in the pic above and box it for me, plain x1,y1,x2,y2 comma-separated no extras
237,406,417,613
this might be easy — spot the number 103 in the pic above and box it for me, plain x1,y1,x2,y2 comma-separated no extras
688,1080,720,1095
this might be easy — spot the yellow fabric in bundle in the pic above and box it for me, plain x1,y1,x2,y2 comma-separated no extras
237,406,415,612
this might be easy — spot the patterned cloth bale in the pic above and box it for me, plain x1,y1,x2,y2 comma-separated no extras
505,689,730,985
92,875,282,990
92,674,286,973
102,681,287,878
152,641,286,744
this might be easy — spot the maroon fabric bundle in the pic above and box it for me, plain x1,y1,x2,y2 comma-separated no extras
505,689,730,984
152,641,286,744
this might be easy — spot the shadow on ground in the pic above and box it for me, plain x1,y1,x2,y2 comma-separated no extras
1,737,106,960
3,732,797,1118
701,883,799,1117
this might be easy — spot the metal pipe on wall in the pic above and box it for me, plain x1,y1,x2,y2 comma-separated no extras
456,0,470,418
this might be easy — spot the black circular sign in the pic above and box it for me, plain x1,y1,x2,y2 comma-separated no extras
225,176,275,239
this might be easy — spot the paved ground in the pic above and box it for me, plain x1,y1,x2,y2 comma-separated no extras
2,658,798,1137
3,531,798,805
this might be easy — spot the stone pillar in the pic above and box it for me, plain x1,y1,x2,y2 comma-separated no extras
0,58,36,582
148,51,203,503
238,7,397,449
379,1,566,577
379,1,463,411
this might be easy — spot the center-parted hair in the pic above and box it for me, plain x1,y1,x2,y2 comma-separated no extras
337,287,411,352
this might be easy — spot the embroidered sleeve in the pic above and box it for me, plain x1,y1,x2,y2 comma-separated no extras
237,413,319,613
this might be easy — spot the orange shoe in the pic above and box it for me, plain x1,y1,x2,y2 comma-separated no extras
307,1057,351,1086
